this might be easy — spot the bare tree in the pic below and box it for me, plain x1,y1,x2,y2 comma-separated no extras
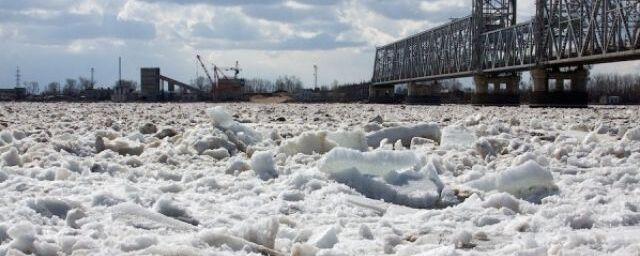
23,81,39,95
245,78,275,93
63,79,79,96
275,75,303,93
78,77,92,91
46,82,60,95
588,73,640,103
191,76,210,92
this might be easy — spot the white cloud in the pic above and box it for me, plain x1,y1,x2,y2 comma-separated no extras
1,0,638,89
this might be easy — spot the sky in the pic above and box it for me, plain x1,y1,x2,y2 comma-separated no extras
1,0,639,89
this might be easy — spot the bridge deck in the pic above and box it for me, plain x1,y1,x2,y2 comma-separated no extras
372,0,640,85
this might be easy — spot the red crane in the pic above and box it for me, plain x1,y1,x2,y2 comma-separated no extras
196,55,216,96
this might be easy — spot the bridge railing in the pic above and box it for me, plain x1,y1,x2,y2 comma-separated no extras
372,0,640,85
372,16,475,84
542,0,640,65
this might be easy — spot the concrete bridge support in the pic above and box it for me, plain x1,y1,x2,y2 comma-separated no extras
406,81,441,105
368,84,395,103
472,74,520,106
530,66,589,108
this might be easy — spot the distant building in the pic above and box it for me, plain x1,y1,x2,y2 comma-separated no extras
0,88,27,101
80,88,112,101
214,78,245,101
599,95,621,105
112,84,137,102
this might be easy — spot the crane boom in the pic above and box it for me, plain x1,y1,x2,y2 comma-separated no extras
196,55,216,95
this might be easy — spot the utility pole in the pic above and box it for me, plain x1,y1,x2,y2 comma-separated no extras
16,66,21,88
118,57,122,88
90,67,95,89
313,65,318,89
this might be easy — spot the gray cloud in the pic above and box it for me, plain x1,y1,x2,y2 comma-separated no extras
138,0,282,6
240,3,337,23
8,0,633,92
6,14,155,44
362,0,470,21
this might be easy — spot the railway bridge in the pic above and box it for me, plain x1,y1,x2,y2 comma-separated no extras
371,0,640,107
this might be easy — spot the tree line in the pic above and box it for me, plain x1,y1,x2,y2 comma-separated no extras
587,73,640,103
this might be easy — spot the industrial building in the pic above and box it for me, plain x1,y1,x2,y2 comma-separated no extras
0,88,27,101
140,68,206,101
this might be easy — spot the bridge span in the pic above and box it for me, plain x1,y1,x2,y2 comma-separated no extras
370,0,640,107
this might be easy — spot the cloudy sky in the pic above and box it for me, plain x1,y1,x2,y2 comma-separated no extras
1,0,638,89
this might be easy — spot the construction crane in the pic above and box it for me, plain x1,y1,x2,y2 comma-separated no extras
219,61,242,79
196,55,245,101
196,55,216,96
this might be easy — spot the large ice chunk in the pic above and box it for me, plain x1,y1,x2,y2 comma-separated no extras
278,131,337,156
153,196,199,226
440,125,476,150
207,107,262,145
111,203,197,231
466,160,556,202
7,222,37,254
0,170,8,183
251,151,278,181
318,148,419,176
198,229,283,256
1,147,21,167
328,130,368,151
319,148,443,208
366,123,440,148
26,198,76,219
308,226,339,249
240,217,279,249
96,137,144,156
624,127,640,141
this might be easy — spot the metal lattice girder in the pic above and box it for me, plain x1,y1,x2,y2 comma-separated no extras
372,0,640,85
372,16,475,84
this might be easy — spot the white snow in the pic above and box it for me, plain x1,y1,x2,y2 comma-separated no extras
366,123,441,148
0,170,7,183
440,125,476,149
0,103,639,255
110,203,197,231
240,217,279,249
6,222,37,254
466,160,556,202
153,196,199,226
1,147,21,167
278,131,337,156
207,106,262,146
624,127,640,141
120,236,158,252
26,198,75,219
308,226,339,249
327,130,368,151
318,148,419,176
251,150,278,180
97,137,144,156
482,192,521,213
318,148,443,208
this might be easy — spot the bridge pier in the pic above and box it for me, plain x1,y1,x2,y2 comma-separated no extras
406,82,441,105
530,66,589,108
368,84,395,103
472,74,520,106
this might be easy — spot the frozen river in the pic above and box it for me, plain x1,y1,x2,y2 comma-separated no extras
0,103,639,255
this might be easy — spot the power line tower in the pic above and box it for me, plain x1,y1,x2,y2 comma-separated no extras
16,66,21,88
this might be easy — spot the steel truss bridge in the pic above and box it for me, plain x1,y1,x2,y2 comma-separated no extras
372,0,640,86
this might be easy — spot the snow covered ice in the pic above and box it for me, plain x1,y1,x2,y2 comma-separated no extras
0,103,639,255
